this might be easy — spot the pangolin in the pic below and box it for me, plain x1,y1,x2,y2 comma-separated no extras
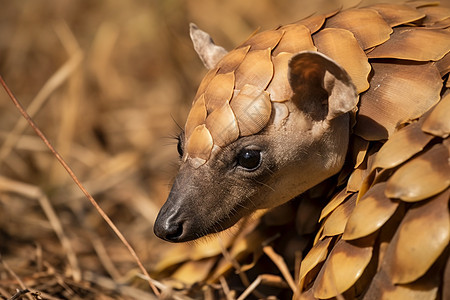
154,1,450,299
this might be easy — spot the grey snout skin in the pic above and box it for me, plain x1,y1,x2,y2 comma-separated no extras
153,204,184,242
153,169,207,243
153,169,249,242
153,167,192,242
154,184,193,242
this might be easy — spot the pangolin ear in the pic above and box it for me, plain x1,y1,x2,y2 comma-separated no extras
190,23,228,69
288,51,358,121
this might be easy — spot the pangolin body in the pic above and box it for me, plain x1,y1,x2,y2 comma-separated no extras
181,2,450,299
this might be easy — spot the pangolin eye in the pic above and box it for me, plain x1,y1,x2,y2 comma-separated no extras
176,135,184,158
237,149,261,171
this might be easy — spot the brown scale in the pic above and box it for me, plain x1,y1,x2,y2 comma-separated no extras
312,27,371,93
230,84,272,136
366,3,426,26
296,3,450,293
183,2,449,298
272,24,316,56
324,8,394,50
367,27,450,61
354,61,442,140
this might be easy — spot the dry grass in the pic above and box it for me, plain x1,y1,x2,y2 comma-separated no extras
0,0,417,299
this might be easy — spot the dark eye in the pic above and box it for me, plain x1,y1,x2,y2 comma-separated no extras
237,149,261,171
176,135,184,157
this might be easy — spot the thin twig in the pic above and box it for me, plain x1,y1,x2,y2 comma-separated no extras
1,257,33,300
263,245,297,293
136,274,194,300
0,52,82,165
237,274,286,300
85,230,122,281
236,276,261,300
294,250,302,287
9,289,30,300
83,272,158,300
0,75,160,296
219,276,235,300
38,194,81,282
218,237,250,286
218,237,265,299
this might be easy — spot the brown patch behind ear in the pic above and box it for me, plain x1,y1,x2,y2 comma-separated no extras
288,51,358,121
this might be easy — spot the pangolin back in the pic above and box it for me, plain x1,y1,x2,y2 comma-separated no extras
184,1,450,299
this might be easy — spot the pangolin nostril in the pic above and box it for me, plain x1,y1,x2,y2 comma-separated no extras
164,221,184,242
154,211,185,242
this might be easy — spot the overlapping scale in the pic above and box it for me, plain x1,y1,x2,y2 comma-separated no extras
322,194,357,237
185,94,207,139
352,136,370,169
375,204,406,269
366,3,426,26
271,102,289,126
313,28,371,93
319,189,354,222
234,48,274,91
422,93,450,138
383,189,450,284
364,269,439,300
418,5,450,25
182,5,450,296
337,138,369,190
324,8,393,50
313,236,375,299
406,1,440,8
347,166,366,193
266,52,294,102
385,144,450,202
355,62,442,140
428,17,450,28
204,71,235,113
299,237,332,281
296,9,340,35
296,14,326,34
205,102,239,147
343,183,399,240
272,24,316,56
194,67,218,101
371,121,434,170
436,52,450,77
216,46,250,74
239,30,283,51
346,146,378,192
367,27,450,61
444,138,450,154
186,124,213,167
230,84,271,136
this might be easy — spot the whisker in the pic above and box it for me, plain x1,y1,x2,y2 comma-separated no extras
264,166,275,176
170,113,184,132
252,178,276,192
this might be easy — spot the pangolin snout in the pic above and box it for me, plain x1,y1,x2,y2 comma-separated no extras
154,203,189,242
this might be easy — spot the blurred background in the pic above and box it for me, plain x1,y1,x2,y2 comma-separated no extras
0,0,445,299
